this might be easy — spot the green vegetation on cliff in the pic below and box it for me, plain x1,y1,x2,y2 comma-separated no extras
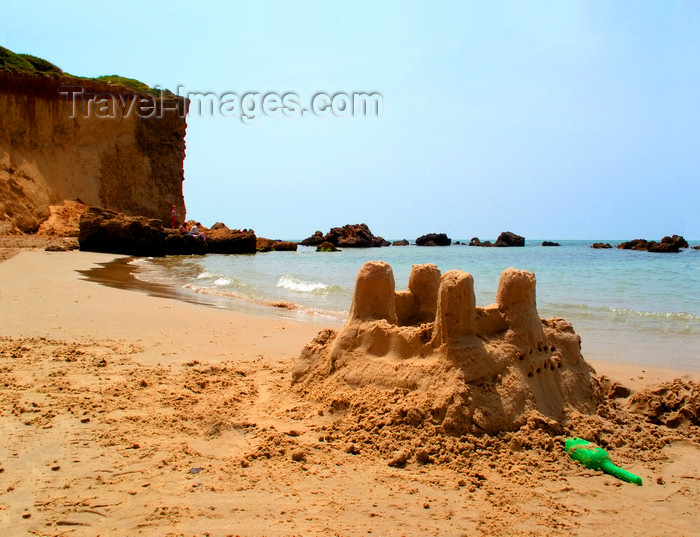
0,46,62,74
0,45,172,96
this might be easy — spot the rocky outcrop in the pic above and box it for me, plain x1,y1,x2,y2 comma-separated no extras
316,241,339,252
78,208,256,256
36,200,89,237
256,237,298,252
494,231,525,247
1,49,188,233
273,241,298,251
301,231,325,247
78,207,165,256
293,262,601,435
617,235,688,253
542,241,560,247
591,242,612,249
392,239,409,246
469,232,524,247
205,223,257,254
301,224,388,248
415,233,451,246
469,237,491,247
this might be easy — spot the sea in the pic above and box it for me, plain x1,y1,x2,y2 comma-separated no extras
126,240,700,371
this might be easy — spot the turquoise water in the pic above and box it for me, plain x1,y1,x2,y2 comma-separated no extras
131,240,700,371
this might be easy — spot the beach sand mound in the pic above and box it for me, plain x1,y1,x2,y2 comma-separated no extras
293,261,603,436
629,380,700,428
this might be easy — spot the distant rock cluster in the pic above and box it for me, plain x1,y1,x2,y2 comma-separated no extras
415,233,451,246
469,231,525,247
256,238,298,252
616,235,688,253
301,224,390,248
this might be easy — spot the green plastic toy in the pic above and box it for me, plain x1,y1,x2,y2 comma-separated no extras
564,438,643,486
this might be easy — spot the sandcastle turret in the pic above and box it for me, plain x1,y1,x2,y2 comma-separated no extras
496,268,546,347
396,263,441,325
433,270,476,345
347,261,397,324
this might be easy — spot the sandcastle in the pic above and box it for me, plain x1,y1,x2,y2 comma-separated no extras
293,261,602,434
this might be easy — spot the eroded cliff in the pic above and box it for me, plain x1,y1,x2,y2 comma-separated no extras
0,49,188,233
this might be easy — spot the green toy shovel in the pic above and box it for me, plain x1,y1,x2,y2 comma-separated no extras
564,438,642,486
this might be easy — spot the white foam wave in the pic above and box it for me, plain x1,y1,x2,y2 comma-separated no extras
554,303,700,322
197,271,214,279
276,275,329,293
213,277,232,287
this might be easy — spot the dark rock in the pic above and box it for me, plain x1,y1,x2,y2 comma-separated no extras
79,207,165,256
648,235,686,253
79,207,257,256
416,233,451,246
302,224,388,248
693,245,700,250
256,237,275,252
494,231,525,247
163,229,207,255
301,230,325,247
667,235,688,248
316,241,339,252
617,239,648,251
618,235,687,253
469,237,483,246
272,240,298,252
329,224,386,248
591,242,612,249
44,239,79,252
541,241,560,247
392,239,409,246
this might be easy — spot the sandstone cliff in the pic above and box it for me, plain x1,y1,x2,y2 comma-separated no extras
0,48,188,233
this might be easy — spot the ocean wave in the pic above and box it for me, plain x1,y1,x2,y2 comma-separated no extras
550,303,700,322
197,271,213,279
276,275,343,294
213,277,232,287
183,283,345,320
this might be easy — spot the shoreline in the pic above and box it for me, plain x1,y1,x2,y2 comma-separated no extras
2,247,697,383
83,250,700,376
1,248,699,536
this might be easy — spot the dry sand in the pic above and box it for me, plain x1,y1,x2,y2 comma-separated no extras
0,248,699,537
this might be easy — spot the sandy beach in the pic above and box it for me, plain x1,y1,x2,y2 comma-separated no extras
1,247,699,537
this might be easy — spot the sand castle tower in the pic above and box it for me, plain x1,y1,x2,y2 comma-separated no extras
293,261,601,434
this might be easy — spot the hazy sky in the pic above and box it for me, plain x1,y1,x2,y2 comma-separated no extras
3,1,699,239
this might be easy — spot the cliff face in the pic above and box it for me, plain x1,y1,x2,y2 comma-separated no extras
0,69,188,232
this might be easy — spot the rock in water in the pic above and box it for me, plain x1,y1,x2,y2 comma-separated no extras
494,231,525,247
302,224,388,248
415,233,451,246
293,262,602,435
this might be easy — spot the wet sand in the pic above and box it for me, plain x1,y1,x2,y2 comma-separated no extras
0,249,698,536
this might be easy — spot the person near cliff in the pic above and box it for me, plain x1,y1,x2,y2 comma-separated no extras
170,205,178,228
178,221,188,234
189,222,206,242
